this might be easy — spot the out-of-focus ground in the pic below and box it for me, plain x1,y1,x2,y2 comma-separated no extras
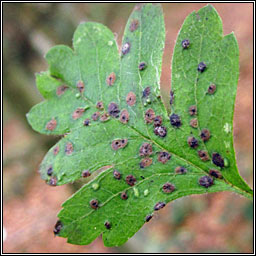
3,3,253,253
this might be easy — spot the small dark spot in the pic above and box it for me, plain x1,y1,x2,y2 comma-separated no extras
104,221,111,229
53,146,59,155
106,72,116,86
170,90,174,105
212,152,224,168
139,143,153,157
144,109,155,123
154,116,162,127
154,126,167,137
90,199,99,209
122,42,130,55
126,92,136,106
139,62,147,71
200,129,210,142
53,220,63,235
162,183,175,193
126,175,136,186
130,19,139,32
140,158,153,168
187,136,199,148
142,87,151,98
145,215,153,222
189,105,197,116
198,62,207,72
56,85,68,96
49,177,57,186
208,84,216,94
121,191,128,200
96,101,104,110
198,150,210,161
72,108,85,120
158,151,171,164
76,80,84,93
65,142,73,155
181,39,190,49
108,102,120,118
100,112,110,122
83,119,90,126
170,114,182,127
206,17,208,20
190,118,198,128
113,170,121,180
82,170,91,178
111,139,128,150
119,109,129,124
92,112,100,121
209,169,222,179
47,166,53,176
141,175,145,179
175,166,187,174
46,118,57,131
199,176,213,188
154,202,166,211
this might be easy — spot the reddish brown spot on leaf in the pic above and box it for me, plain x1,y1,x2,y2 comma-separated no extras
158,151,171,164
154,126,167,137
90,199,99,209
126,175,136,186
92,112,100,121
47,166,53,176
170,114,182,127
181,39,190,49
100,112,109,122
56,85,68,96
175,166,187,174
113,170,121,180
108,102,120,118
53,220,63,235
140,158,153,168
53,146,59,155
83,119,90,126
139,143,153,157
145,215,153,222
65,142,73,155
82,170,91,178
139,62,147,71
154,202,166,211
212,152,224,168
76,80,84,93
130,19,139,32
154,116,162,127
72,108,85,120
49,177,57,186
190,118,198,128
46,118,57,131
208,84,216,94
187,136,199,148
200,129,211,142
162,183,175,193
120,109,129,124
121,191,128,200
126,92,136,106
198,62,207,72
189,105,197,116
104,221,111,229
144,108,155,123
198,150,210,161
96,101,104,110
199,176,213,188
111,139,128,150
106,72,116,86
142,87,151,98
209,169,222,178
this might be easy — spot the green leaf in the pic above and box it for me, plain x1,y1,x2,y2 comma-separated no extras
26,3,252,247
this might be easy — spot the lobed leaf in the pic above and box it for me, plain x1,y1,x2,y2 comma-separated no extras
26,3,252,247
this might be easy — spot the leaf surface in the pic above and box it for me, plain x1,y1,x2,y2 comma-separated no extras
27,4,252,247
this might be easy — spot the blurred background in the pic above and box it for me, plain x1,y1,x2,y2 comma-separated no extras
3,3,253,253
